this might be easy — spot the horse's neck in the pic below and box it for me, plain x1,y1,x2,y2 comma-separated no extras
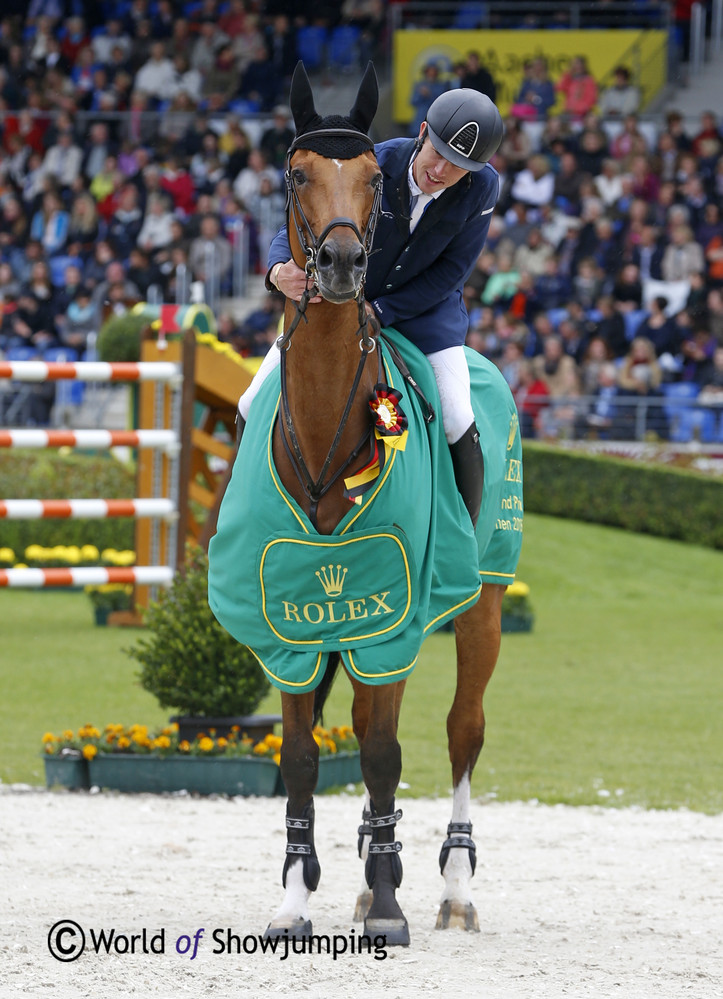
280,299,376,486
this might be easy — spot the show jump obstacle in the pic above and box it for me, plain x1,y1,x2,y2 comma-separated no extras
0,305,254,609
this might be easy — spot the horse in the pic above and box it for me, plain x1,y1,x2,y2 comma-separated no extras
208,62,523,947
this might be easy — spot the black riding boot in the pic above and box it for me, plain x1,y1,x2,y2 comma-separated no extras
448,423,484,528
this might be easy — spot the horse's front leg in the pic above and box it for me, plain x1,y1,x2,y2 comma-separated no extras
437,582,505,932
352,678,410,946
265,690,319,940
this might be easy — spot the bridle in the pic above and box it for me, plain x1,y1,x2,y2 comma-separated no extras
276,127,384,528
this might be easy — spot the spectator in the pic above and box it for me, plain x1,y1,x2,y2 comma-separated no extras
617,335,668,437
81,122,116,182
513,227,553,277
635,295,681,358
107,183,143,259
133,40,175,101
610,113,649,162
42,128,83,190
555,55,598,121
259,106,295,171
90,260,141,324
239,41,280,111
166,53,203,105
233,148,278,211
92,17,132,66
612,262,644,311
66,190,101,258
598,66,640,117
498,117,532,174
511,56,555,121
460,51,496,102
409,62,449,136
679,324,717,384
190,18,230,80
480,252,521,307
553,150,586,214
189,213,232,291
661,223,705,282
203,43,241,110
510,154,555,212
530,333,582,437
263,13,298,85
29,190,69,257
590,294,628,357
57,283,96,351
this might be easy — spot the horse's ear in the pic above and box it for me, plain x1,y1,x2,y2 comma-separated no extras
289,61,321,135
349,61,378,135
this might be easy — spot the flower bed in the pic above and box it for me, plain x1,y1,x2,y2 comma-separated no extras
41,723,361,797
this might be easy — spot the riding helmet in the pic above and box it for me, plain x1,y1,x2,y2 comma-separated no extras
424,89,504,171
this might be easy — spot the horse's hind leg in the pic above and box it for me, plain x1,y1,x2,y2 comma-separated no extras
351,677,410,946
265,691,319,940
437,582,505,931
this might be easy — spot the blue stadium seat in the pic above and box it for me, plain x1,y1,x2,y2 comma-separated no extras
43,347,84,408
453,2,487,29
624,309,648,340
662,382,715,442
49,255,83,288
296,26,328,72
328,25,361,72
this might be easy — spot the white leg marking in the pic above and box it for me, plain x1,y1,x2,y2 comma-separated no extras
440,773,474,907
269,859,311,927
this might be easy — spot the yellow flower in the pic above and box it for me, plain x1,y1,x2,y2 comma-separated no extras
263,734,283,751
0,547,16,562
153,735,171,750
323,738,337,754
82,745,98,760
253,742,271,755
117,736,131,750
272,752,281,766
24,544,45,561
62,729,74,741
80,545,100,562
42,732,56,744
179,740,191,753
506,580,530,597
198,737,214,753
216,737,228,750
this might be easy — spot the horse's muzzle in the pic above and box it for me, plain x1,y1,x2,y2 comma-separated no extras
315,237,368,303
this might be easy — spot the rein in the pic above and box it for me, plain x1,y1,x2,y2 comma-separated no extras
276,127,383,528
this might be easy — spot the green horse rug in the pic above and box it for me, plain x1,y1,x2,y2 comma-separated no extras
208,328,523,694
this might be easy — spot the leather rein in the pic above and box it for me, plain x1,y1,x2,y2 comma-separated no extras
276,128,383,528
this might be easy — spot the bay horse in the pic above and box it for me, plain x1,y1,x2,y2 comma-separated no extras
209,63,522,946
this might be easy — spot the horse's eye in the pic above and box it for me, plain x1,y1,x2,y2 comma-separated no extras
292,168,306,186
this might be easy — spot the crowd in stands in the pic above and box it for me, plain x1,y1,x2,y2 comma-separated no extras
436,51,723,443
0,0,385,423
1,2,722,442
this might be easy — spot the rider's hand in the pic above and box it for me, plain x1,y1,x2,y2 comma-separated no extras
273,260,322,303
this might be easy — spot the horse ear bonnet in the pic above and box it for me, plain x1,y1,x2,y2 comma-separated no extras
288,60,378,160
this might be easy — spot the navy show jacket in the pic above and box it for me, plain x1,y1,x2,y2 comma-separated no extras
268,137,500,353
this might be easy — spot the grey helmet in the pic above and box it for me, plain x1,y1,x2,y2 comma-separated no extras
424,89,503,171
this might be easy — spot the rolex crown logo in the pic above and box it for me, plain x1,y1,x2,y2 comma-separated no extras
315,563,348,597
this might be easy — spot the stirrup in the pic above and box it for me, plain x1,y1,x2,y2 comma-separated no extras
439,820,477,876
282,802,320,892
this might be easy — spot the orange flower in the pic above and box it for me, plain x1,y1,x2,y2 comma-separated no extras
82,745,98,760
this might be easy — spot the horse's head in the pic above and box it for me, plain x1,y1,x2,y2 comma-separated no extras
286,62,382,305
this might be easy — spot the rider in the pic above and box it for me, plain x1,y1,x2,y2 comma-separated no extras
238,89,504,527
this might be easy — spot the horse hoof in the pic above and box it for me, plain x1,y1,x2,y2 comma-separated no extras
436,900,480,932
364,917,410,947
353,890,373,922
263,918,313,940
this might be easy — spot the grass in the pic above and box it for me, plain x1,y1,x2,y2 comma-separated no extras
3,513,722,812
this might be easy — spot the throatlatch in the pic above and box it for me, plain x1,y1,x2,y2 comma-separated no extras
282,800,321,892
438,820,477,876
364,802,403,889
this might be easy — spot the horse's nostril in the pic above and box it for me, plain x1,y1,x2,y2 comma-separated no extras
317,244,335,271
351,245,367,272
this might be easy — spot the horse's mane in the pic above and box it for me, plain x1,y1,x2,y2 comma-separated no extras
291,113,372,160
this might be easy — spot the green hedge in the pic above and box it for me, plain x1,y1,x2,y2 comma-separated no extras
0,451,136,556
522,443,723,550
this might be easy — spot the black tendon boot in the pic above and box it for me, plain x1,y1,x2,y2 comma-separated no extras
448,423,484,528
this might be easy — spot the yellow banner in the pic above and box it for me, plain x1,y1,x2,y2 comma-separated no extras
394,30,668,123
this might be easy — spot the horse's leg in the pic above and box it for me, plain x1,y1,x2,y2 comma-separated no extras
264,690,320,939
350,677,410,946
437,582,505,932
